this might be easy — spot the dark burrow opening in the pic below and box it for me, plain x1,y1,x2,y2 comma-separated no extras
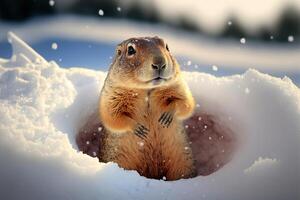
76,110,236,179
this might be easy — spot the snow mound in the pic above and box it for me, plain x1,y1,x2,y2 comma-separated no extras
0,33,299,200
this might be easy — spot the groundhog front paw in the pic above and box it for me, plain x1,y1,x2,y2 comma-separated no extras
133,123,149,139
158,111,174,128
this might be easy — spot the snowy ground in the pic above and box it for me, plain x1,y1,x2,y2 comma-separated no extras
0,30,299,200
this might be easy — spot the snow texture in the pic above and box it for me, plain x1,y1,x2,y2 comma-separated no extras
0,32,299,200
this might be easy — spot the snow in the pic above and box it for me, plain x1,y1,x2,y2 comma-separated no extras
98,9,104,16
212,65,218,71
244,157,279,174
288,35,294,43
240,37,246,44
117,7,122,12
0,32,300,200
49,0,55,7
51,42,58,50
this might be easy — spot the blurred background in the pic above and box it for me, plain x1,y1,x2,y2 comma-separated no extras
0,0,299,86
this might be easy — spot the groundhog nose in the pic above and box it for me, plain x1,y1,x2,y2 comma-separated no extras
152,56,166,71
152,63,166,71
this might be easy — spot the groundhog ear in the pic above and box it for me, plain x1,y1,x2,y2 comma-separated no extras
117,49,122,56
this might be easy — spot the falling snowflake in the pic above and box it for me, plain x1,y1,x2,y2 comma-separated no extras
212,65,218,71
51,42,58,50
245,87,250,94
184,146,189,150
208,136,212,140
98,127,102,132
198,116,202,121
196,103,200,108
162,176,166,181
185,125,189,129
117,7,122,12
49,0,55,6
98,9,104,16
137,141,144,147
270,35,274,40
240,38,246,44
227,21,232,26
204,125,207,129
92,152,97,157
288,35,294,42
187,61,192,66
86,141,90,145
145,96,149,102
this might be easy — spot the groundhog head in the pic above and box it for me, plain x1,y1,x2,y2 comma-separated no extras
109,36,181,89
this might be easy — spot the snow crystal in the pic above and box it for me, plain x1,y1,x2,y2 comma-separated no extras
97,127,102,132
137,141,144,147
270,35,274,40
51,42,58,50
227,21,232,26
212,65,218,71
187,60,192,66
117,7,122,12
240,38,246,44
49,0,55,6
288,35,294,42
98,9,104,16
245,87,250,94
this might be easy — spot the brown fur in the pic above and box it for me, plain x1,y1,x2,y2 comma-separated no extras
99,37,196,180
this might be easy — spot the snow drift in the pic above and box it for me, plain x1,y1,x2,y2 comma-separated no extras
0,32,299,200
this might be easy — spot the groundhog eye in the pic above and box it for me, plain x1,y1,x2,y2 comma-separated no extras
127,45,136,56
166,44,169,51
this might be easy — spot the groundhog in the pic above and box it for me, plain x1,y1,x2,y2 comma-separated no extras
99,36,196,180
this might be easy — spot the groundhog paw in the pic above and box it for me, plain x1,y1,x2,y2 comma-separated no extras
158,111,174,128
133,123,149,139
